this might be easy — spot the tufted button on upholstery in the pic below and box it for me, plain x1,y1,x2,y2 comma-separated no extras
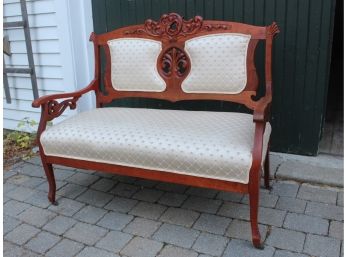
41,108,271,184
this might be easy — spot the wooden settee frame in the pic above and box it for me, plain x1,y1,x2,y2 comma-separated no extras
32,13,279,248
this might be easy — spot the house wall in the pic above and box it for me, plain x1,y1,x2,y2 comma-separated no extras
3,0,94,131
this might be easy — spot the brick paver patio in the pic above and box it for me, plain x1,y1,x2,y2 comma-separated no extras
4,157,343,257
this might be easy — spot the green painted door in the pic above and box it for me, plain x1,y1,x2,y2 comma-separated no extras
92,0,336,155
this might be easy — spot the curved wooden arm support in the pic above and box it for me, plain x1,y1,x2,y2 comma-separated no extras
33,79,98,139
253,95,272,122
32,79,98,108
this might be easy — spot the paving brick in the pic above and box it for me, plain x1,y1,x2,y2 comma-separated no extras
157,245,198,257
337,191,343,206
273,250,310,257
77,247,120,257
271,181,299,197
65,222,108,245
4,170,17,179
97,211,133,230
4,199,31,216
259,207,286,227
156,182,188,193
223,239,275,257
113,175,137,184
304,234,341,257
4,215,21,234
91,178,116,192
46,238,84,257
225,219,268,241
297,184,338,204
57,183,87,199
52,168,75,180
22,177,45,188
25,231,61,254
96,230,132,252
104,196,138,213
43,215,77,235
17,206,57,228
216,191,244,202
329,221,343,240
110,182,139,197
160,207,200,227
129,202,167,220
8,174,45,188
192,232,229,256
218,202,286,227
23,190,52,208
121,237,163,257
182,196,222,214
305,202,343,221
36,180,67,193
186,187,218,199
153,223,200,248
73,205,108,224
193,213,231,235
4,241,40,257
7,174,29,185
242,191,279,208
19,163,45,177
276,196,307,213
134,179,158,188
76,189,113,207
5,223,40,245
218,202,250,220
123,217,161,237
266,227,305,252
132,188,164,203
48,197,85,216
158,192,187,207
283,213,329,235
65,172,99,186
6,186,36,201
4,183,18,194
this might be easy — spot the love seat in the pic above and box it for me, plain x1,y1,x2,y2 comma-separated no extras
32,13,279,248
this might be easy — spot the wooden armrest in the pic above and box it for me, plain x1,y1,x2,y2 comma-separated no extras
253,95,272,122
32,79,97,108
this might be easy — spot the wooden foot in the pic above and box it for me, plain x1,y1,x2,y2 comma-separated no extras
42,162,56,204
249,178,263,249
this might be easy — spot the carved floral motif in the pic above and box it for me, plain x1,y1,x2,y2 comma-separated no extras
160,47,189,77
125,13,229,39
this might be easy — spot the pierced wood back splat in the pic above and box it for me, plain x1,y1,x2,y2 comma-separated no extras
91,13,279,110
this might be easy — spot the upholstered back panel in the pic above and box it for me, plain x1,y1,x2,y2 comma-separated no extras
182,33,251,94
107,38,166,92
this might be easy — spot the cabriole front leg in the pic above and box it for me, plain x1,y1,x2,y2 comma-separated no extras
42,161,57,205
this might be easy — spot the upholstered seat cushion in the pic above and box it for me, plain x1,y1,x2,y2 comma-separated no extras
41,108,271,184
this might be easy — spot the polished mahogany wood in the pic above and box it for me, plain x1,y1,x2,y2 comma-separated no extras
32,13,279,249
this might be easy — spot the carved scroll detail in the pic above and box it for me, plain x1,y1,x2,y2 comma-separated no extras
125,13,229,39
160,47,189,77
267,22,280,37
46,97,79,120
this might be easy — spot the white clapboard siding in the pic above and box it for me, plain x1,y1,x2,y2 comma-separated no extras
4,0,74,131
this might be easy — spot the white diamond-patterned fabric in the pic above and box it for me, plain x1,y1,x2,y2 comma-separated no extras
182,33,251,94
107,38,166,92
40,108,271,184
